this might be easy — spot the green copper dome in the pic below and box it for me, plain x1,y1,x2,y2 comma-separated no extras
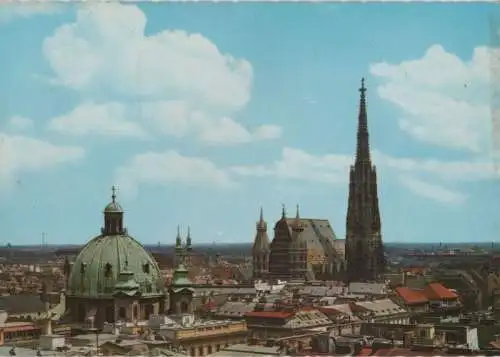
68,234,165,298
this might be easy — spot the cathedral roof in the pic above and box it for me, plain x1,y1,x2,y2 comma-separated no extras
284,218,343,259
67,234,164,298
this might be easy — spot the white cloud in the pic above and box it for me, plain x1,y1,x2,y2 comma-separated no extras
48,102,147,138
230,147,352,184
0,4,61,23
398,175,468,206
115,150,236,196
7,116,34,132
42,3,278,146
141,100,282,145
229,146,496,204
0,133,84,189
373,150,497,182
370,45,495,154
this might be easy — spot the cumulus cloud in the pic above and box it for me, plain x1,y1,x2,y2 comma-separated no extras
41,4,277,145
47,102,147,138
0,4,61,23
370,45,495,154
229,146,496,204
230,147,352,184
7,116,34,132
398,175,468,206
0,133,84,189
141,101,282,145
115,150,236,197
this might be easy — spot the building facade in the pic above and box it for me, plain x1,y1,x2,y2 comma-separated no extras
345,78,385,282
252,206,345,282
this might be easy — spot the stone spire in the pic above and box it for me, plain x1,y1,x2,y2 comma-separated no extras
293,204,304,232
186,226,192,252
252,207,270,280
176,225,182,249
345,78,384,282
253,207,270,252
355,78,371,164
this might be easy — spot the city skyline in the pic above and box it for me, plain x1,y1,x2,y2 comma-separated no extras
0,3,498,245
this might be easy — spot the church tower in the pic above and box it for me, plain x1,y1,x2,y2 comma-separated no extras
252,207,270,280
345,78,385,282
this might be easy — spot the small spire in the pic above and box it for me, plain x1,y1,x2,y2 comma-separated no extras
187,226,191,239
176,225,182,248
294,204,302,229
259,206,264,222
360,77,366,95
295,204,300,219
111,186,117,203
281,204,286,219
355,77,371,163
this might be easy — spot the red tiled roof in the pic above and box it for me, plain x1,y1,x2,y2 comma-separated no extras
319,307,342,315
395,286,428,305
423,283,458,300
244,311,293,319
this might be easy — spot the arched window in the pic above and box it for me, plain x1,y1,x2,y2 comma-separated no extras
80,263,87,275
143,263,150,274
180,301,189,313
105,306,114,323
118,307,126,320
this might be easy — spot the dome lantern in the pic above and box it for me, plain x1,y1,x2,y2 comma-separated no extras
102,186,125,236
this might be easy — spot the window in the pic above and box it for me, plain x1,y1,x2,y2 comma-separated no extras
104,263,112,278
80,263,87,275
143,263,150,274
118,307,126,320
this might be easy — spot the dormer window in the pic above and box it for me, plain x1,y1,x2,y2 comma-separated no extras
105,263,113,278
80,263,87,275
143,263,150,274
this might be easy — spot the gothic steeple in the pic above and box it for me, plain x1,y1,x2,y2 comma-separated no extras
102,186,125,235
252,207,270,280
293,204,304,232
186,226,192,252
345,78,384,283
175,225,182,249
356,78,371,164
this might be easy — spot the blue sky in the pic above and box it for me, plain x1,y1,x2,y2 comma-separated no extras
0,2,498,246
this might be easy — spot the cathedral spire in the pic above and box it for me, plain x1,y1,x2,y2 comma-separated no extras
355,77,371,163
281,204,287,219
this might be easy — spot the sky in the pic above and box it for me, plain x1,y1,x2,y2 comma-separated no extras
0,2,499,246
